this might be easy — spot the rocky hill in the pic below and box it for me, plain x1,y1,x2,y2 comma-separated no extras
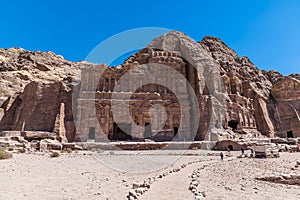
0,31,299,143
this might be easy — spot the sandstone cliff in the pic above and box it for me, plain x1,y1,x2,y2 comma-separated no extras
0,48,81,140
0,31,299,142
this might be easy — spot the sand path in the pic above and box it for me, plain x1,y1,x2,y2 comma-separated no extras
140,159,217,200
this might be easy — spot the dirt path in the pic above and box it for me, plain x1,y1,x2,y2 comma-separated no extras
140,159,217,200
140,165,194,200
1,151,299,200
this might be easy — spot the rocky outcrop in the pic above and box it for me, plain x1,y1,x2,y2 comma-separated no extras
0,48,80,106
200,36,275,137
0,31,299,144
257,174,300,186
270,77,300,137
0,81,77,142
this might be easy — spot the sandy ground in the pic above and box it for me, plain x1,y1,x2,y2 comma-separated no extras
0,150,299,200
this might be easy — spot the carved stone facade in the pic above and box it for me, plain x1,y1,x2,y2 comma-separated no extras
76,49,194,142
270,77,300,138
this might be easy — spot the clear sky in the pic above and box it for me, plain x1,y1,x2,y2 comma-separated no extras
0,0,299,75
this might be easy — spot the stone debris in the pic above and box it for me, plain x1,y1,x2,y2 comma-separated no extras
0,131,83,152
127,159,204,199
256,173,300,186
188,169,206,199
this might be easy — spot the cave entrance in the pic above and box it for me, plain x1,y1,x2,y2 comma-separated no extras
88,127,95,140
112,123,132,141
287,131,294,138
144,122,152,139
228,145,233,151
228,120,238,131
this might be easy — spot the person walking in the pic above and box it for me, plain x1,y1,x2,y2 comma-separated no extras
250,148,254,157
220,152,224,161
241,147,245,156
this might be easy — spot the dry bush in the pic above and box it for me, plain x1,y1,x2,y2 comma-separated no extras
18,148,26,153
0,147,13,160
66,148,73,154
50,151,60,158
61,148,72,154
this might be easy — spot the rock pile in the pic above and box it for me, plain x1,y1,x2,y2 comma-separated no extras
0,131,82,152
256,173,300,186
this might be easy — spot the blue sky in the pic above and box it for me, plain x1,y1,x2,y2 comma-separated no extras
0,0,299,75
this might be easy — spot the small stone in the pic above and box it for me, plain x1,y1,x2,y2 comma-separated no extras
189,185,197,190
128,196,135,200
195,193,204,199
224,186,232,191
136,187,145,194
191,181,199,186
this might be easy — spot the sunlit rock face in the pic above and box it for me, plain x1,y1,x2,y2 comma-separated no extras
270,77,300,138
0,31,299,142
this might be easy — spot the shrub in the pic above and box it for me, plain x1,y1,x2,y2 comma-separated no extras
66,148,73,154
0,147,13,160
8,147,14,151
50,151,60,158
61,148,73,154
18,148,26,153
60,149,66,153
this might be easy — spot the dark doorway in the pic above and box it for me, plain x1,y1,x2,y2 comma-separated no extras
173,127,179,136
228,120,238,131
228,145,233,151
112,123,132,141
88,127,95,140
144,122,152,139
287,131,294,138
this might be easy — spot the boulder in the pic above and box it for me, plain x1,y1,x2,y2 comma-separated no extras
21,131,56,141
62,143,82,150
39,139,62,151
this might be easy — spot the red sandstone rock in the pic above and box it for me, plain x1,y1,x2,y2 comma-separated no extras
0,31,299,144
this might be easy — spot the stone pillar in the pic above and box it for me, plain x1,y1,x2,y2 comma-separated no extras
54,103,68,143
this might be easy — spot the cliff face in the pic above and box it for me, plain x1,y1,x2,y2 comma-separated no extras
270,77,300,137
200,36,300,138
0,48,81,141
0,82,76,142
0,48,80,101
200,36,275,136
0,31,299,142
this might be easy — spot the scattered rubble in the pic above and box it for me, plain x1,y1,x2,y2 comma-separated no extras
188,167,206,199
126,159,209,199
256,173,300,186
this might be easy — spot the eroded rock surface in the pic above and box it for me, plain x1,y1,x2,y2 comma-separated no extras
0,31,299,144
